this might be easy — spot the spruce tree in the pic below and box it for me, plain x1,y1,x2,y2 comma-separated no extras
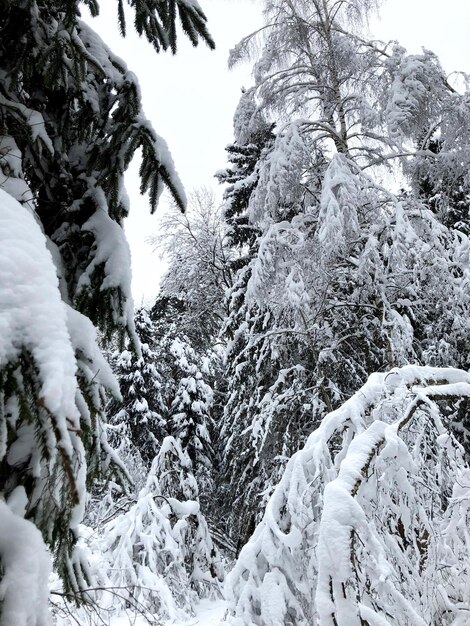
0,0,214,612
213,90,278,549
109,293,218,502
106,308,166,469
149,298,217,499
215,88,275,261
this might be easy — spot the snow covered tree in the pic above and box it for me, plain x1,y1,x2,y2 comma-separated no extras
0,182,124,603
213,89,284,550
151,187,233,352
1,0,212,342
416,137,470,235
106,308,166,470
108,293,218,505
224,366,470,626
217,94,337,552
217,0,391,548
0,0,214,616
88,437,222,622
215,88,275,260
148,299,217,499
218,140,470,551
153,436,223,591
165,336,214,475
215,0,470,554
382,48,470,234
229,0,391,163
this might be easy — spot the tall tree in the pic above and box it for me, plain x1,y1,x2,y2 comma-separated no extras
0,0,213,616
216,0,470,553
229,0,388,162
214,89,281,550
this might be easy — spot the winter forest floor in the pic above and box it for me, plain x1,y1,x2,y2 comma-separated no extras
110,599,226,626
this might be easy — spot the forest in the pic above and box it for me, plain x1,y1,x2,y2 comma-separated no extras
0,0,469,625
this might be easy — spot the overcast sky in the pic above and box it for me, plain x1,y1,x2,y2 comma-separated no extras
86,0,470,304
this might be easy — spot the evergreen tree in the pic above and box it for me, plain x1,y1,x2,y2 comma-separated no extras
416,138,470,235
214,90,279,549
215,88,275,261
109,294,218,504
106,308,166,469
149,300,217,500
0,0,214,614
166,335,214,476
154,436,224,592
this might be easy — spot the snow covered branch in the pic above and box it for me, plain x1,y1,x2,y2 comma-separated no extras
224,365,470,626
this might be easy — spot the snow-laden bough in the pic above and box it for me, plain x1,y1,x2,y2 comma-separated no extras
224,365,470,626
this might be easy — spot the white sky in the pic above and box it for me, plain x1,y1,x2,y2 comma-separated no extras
86,0,470,304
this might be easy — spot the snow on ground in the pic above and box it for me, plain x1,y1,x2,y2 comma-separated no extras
110,599,227,626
